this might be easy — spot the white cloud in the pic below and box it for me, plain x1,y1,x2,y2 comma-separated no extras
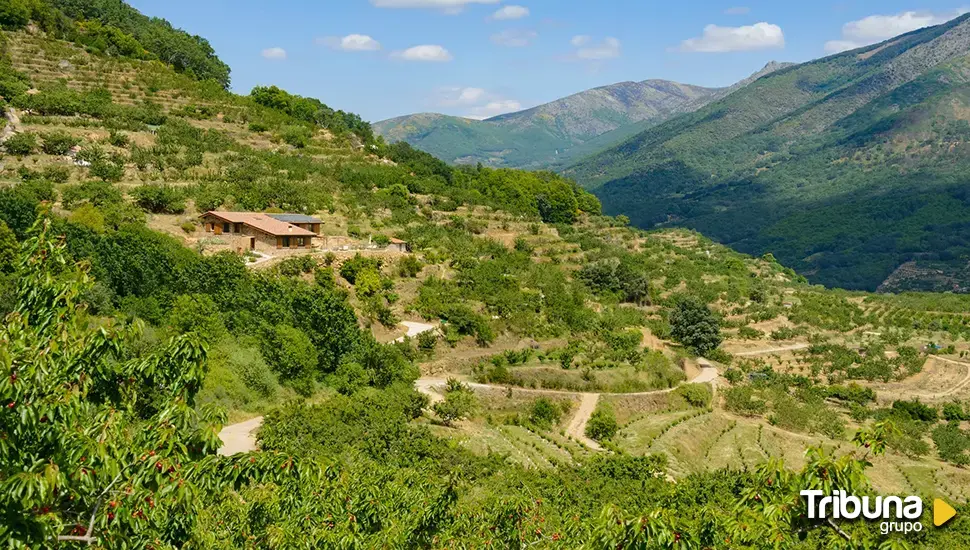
435,86,487,106
261,47,287,60
491,29,537,47
724,7,750,15
431,87,522,118
370,0,498,11
569,36,621,59
678,22,784,53
489,5,529,20
318,34,382,51
824,9,968,54
466,100,522,119
392,44,454,62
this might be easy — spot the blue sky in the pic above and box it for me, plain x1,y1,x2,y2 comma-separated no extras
128,1,969,122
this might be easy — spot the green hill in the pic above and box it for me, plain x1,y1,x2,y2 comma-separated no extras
568,14,970,291
374,79,721,169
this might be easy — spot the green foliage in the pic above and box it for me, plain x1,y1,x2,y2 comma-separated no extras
4,131,36,156
432,378,476,425
585,403,619,441
62,179,122,208
260,324,318,394
669,296,722,355
0,219,16,273
0,0,29,29
528,397,563,430
39,131,81,155
674,383,711,408
168,293,226,342
131,183,186,214
0,216,225,546
250,85,373,143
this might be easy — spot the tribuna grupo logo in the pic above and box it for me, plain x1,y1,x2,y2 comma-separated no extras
801,490,957,535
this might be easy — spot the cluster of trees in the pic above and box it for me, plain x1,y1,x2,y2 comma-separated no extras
250,85,374,144
2,0,231,86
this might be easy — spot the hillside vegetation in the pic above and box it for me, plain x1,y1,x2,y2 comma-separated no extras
569,14,970,291
2,5,970,548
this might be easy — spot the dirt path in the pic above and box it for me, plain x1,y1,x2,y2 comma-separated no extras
733,343,810,357
1,107,20,143
394,321,436,343
918,357,970,399
219,359,720,456
565,393,602,450
216,416,262,456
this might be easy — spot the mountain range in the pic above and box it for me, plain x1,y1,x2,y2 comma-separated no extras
567,13,970,291
374,79,720,169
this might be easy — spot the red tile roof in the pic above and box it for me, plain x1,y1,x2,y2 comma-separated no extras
203,211,316,237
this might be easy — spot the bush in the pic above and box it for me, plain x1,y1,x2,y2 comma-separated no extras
433,379,477,426
108,131,130,148
4,132,36,156
529,398,562,430
180,221,195,233
42,165,71,183
90,159,125,182
40,131,80,155
131,184,186,214
372,234,391,246
417,329,437,353
585,404,618,441
669,296,722,355
397,255,423,278
675,383,711,408
724,386,767,416
61,180,123,208
168,293,226,343
261,324,319,392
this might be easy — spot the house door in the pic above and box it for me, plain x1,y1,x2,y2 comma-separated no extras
249,237,255,250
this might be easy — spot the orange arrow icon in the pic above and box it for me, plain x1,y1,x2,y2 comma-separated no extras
934,499,957,527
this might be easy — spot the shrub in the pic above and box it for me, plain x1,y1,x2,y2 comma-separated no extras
108,131,130,148
417,329,437,353
724,386,767,416
248,122,268,133
585,404,618,441
529,398,562,430
40,131,80,155
675,383,711,408
433,379,477,426
131,184,186,214
737,326,763,340
168,293,227,343
372,234,391,246
42,165,71,183
61,180,123,208
89,159,125,182
397,255,423,278
4,132,36,156
669,296,722,355
261,324,319,393
180,221,195,233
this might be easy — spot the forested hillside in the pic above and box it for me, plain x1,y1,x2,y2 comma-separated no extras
2,4,970,548
569,13,970,291
375,79,720,169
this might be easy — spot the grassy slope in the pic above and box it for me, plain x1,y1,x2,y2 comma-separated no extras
567,14,970,291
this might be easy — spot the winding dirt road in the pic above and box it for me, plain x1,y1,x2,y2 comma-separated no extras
733,343,810,357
